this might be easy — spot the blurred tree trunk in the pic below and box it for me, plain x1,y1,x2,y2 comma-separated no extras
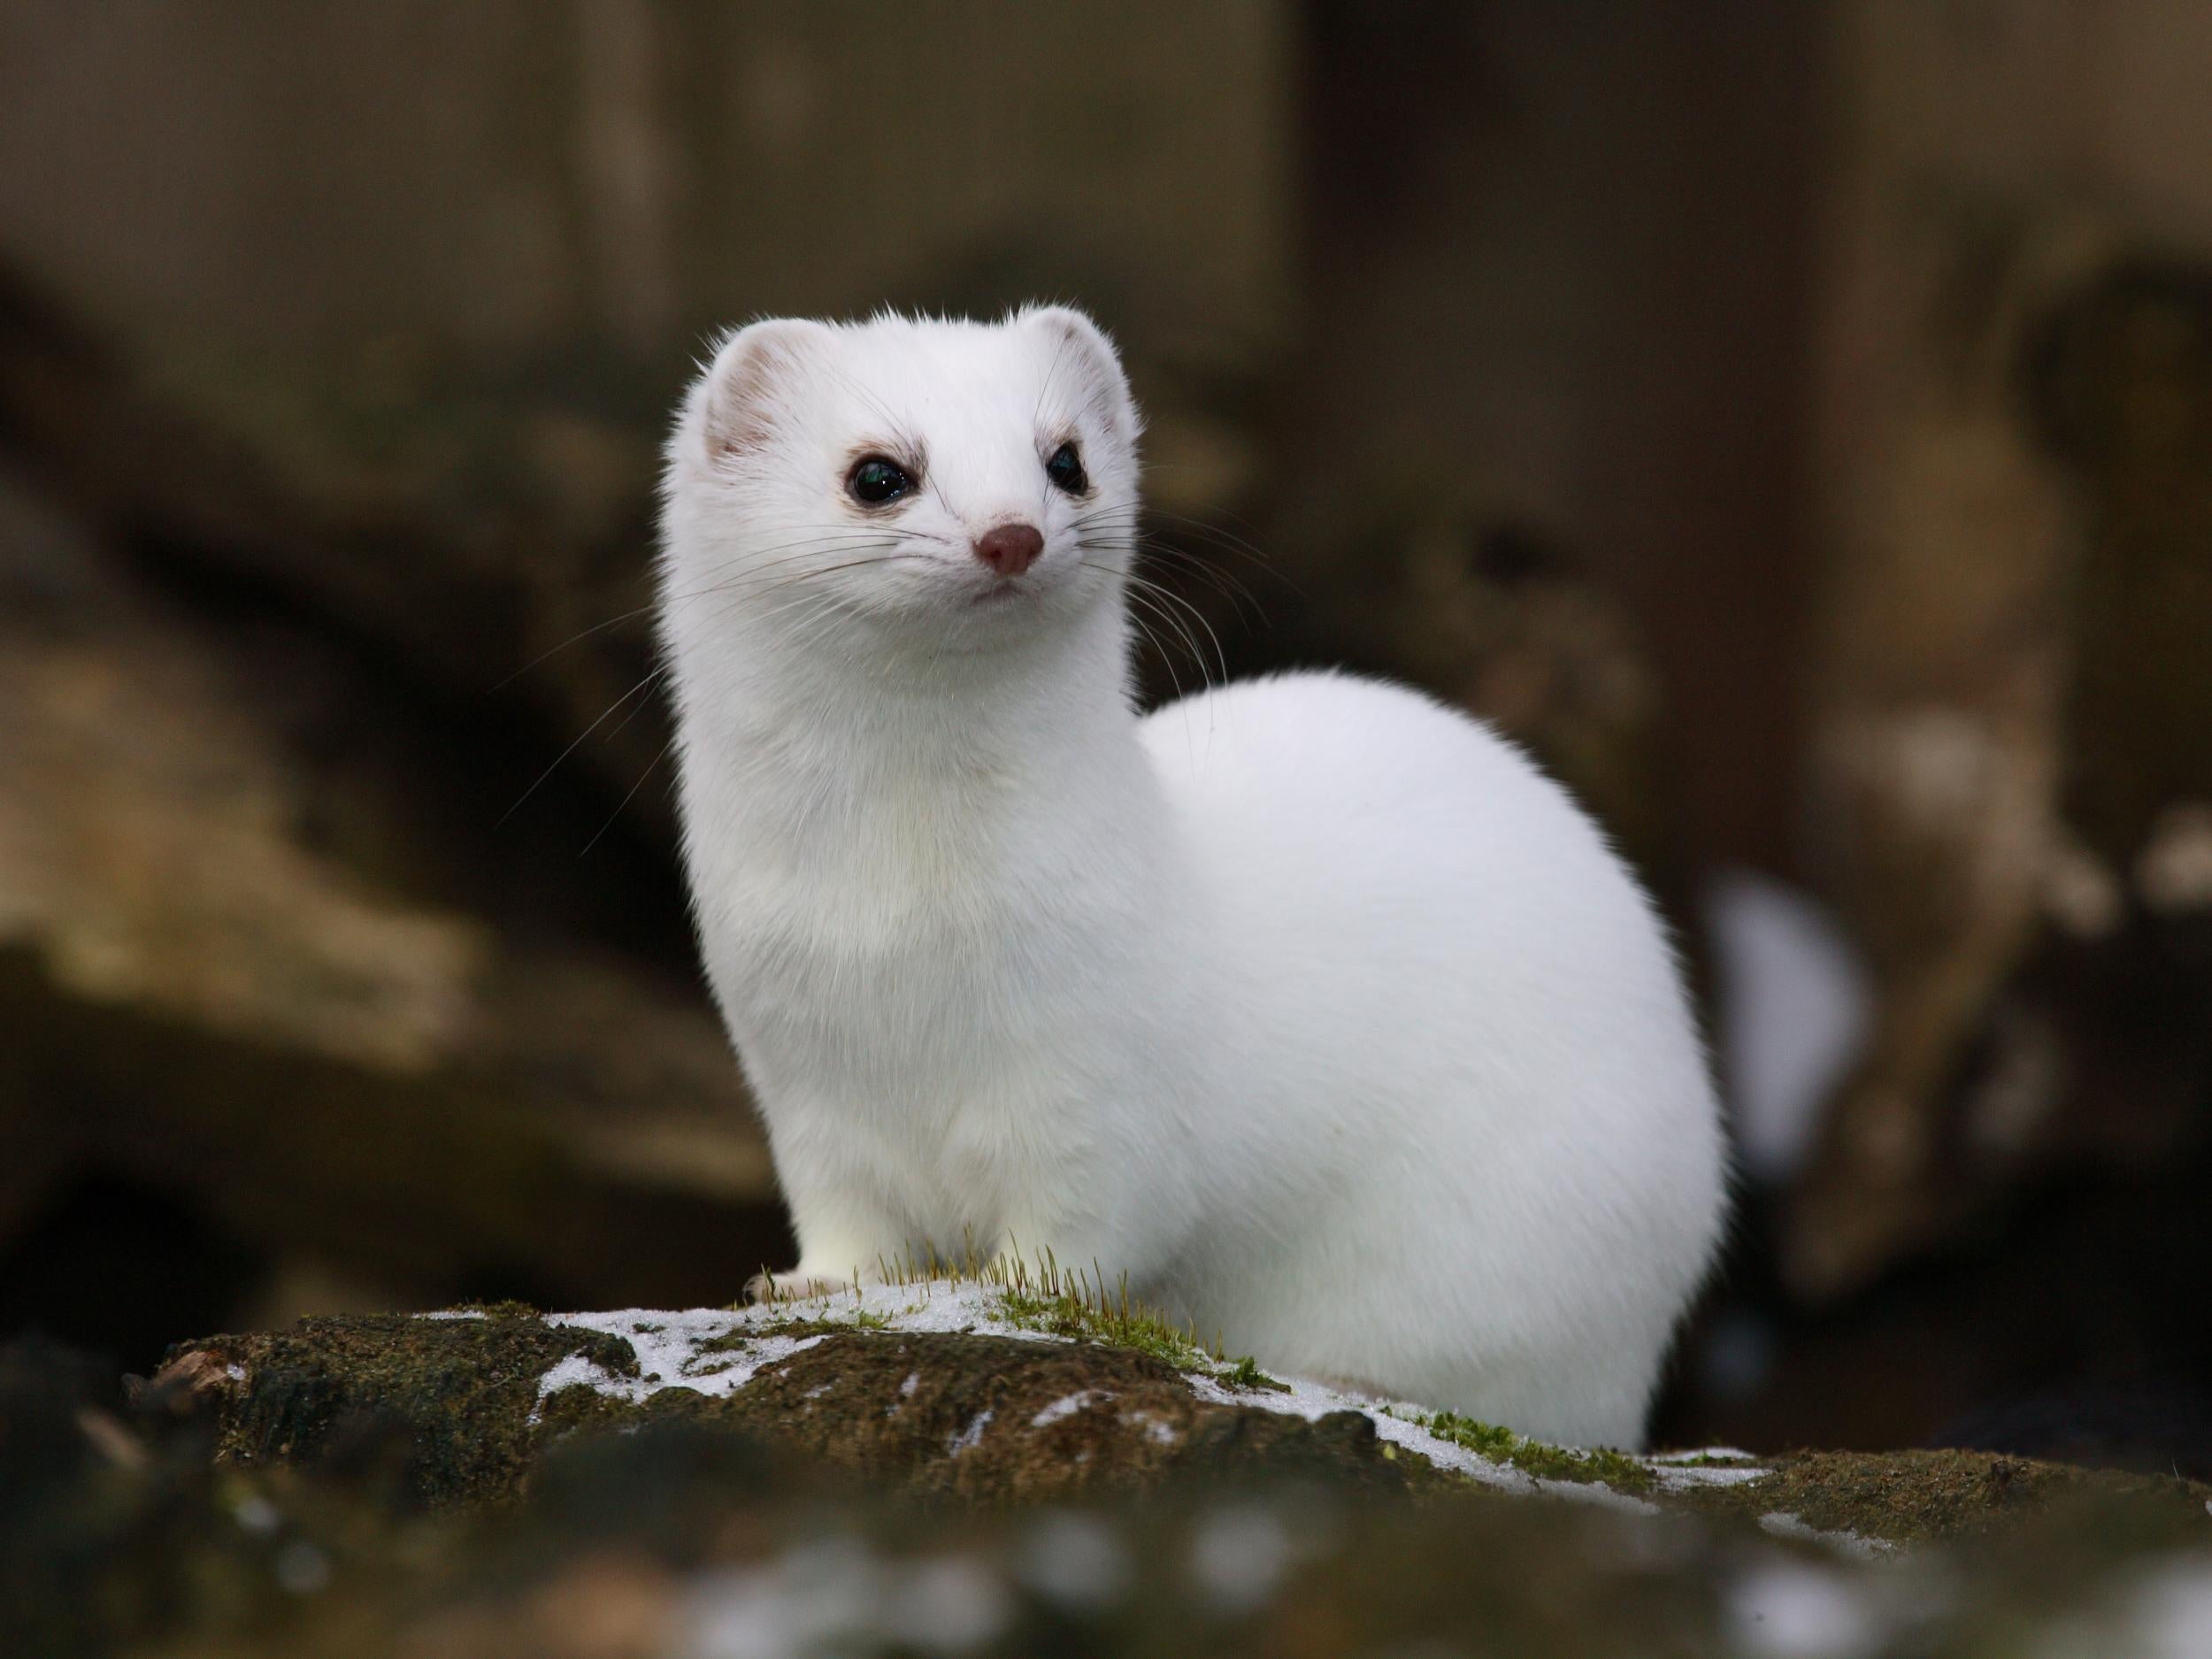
1782,1,2212,1302
1270,0,1825,879
0,266,787,1357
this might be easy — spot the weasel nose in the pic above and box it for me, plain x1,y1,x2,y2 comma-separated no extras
973,522,1044,577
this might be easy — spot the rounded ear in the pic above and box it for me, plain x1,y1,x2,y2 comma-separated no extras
696,318,830,460
1020,304,1141,446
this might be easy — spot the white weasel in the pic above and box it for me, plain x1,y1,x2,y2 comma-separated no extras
657,306,1726,1448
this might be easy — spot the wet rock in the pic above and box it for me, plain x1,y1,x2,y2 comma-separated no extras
169,1311,1435,1510
159,1296,2208,1549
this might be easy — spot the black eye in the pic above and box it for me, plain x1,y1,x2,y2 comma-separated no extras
1044,442,1088,495
849,456,914,504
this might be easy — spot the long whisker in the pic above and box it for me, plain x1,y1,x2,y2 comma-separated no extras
1119,592,1187,708
492,606,656,693
493,529,915,691
1079,552,1233,693
1120,577,1217,696
691,533,933,595
580,733,677,857
703,552,944,608
1082,533,1263,627
1071,504,1302,595
690,532,953,597
499,669,664,826
1132,534,1259,604
1074,501,1279,563
1131,576,1226,691
603,664,670,743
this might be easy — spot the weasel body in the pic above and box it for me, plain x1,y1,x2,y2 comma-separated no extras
657,309,1725,1447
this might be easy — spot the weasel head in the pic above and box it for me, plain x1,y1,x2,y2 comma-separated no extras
660,305,1141,663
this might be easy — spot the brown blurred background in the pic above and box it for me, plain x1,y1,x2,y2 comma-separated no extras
3,0,2209,1467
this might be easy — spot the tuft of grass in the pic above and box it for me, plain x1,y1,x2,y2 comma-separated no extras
1421,1411,1654,1494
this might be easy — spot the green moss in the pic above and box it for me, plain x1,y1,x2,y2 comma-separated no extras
1419,1412,1520,1459
1420,1412,1654,1494
1219,1356,1291,1394
991,1288,1209,1371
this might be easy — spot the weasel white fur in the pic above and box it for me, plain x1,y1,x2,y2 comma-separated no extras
657,307,1726,1448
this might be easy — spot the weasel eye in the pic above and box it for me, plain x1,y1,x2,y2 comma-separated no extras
848,456,915,505
1044,442,1088,495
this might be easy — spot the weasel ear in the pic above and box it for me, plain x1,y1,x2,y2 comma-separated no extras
1020,304,1141,446
696,319,828,461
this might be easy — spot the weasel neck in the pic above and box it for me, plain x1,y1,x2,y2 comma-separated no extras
674,598,1164,901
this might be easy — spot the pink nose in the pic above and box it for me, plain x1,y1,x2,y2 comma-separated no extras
973,522,1043,577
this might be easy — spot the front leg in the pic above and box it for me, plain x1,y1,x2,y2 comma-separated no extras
745,1155,903,1305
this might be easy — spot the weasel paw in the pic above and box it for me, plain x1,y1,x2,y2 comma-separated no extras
745,1269,852,1305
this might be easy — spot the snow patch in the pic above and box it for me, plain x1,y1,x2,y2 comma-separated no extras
532,1307,826,1417
1653,1463,1777,1491
1119,1409,1179,1447
1759,1511,1897,1562
1647,1445,1772,1488
517,1279,1811,1540
527,1282,1047,1421
1187,1371,1661,1514
1647,1445,1759,1463
1031,1390,1110,1429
